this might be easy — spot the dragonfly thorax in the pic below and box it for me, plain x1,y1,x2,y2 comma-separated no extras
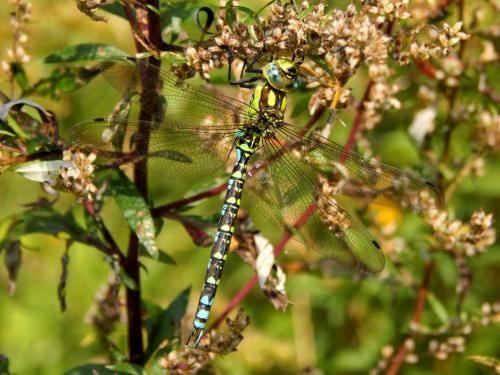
247,82,288,137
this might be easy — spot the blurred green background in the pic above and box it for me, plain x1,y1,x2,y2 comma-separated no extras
1,1,499,374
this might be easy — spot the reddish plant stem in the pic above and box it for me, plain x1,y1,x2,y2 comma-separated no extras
123,0,162,365
0,149,60,166
410,261,434,324
340,81,373,162
152,182,227,216
209,203,317,330
415,59,437,79
386,261,434,375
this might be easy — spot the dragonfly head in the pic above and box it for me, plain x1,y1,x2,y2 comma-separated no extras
263,58,300,92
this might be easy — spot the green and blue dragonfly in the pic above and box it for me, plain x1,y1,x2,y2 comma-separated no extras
71,55,442,346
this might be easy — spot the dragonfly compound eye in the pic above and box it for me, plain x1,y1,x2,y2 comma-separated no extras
266,64,282,84
264,59,299,92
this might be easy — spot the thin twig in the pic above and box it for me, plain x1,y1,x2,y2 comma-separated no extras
340,81,373,162
83,200,126,263
152,182,227,216
0,149,61,166
444,149,485,202
440,0,467,179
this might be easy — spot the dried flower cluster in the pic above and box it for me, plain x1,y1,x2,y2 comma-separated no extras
371,301,500,373
475,109,500,152
418,191,496,257
180,0,468,134
316,175,352,233
84,273,122,336
75,0,106,22
1,0,32,78
159,310,249,375
407,23,469,61
52,150,98,201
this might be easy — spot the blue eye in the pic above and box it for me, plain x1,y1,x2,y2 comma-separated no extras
268,65,281,82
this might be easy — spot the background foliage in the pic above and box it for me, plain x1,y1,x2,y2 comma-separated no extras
0,0,499,374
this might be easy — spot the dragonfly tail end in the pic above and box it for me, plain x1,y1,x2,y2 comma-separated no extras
186,327,204,348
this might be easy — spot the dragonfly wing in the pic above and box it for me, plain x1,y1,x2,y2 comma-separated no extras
246,140,385,273
276,124,444,209
70,119,238,179
100,57,258,129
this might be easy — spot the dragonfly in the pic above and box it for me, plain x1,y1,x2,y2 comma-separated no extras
70,55,443,347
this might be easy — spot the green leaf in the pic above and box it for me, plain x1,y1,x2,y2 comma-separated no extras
140,248,176,265
374,130,422,167
0,217,14,250
7,205,88,244
31,67,101,99
108,170,159,258
106,363,146,375
145,288,190,360
10,62,30,91
100,2,128,20
0,129,16,137
224,1,237,30
64,364,118,375
44,43,127,63
10,208,68,238
297,3,315,20
144,4,159,15
426,291,449,324
159,0,193,30
102,338,127,363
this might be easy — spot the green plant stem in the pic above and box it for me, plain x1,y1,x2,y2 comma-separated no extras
440,0,467,184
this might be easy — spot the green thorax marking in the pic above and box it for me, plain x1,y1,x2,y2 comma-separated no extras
243,58,298,136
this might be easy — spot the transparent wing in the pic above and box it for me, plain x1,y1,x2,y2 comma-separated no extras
247,141,385,273
243,123,442,273
71,57,262,179
99,57,258,127
275,124,444,209
70,119,237,179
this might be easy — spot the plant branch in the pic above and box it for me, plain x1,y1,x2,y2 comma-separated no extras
152,182,227,217
444,149,485,202
386,261,434,375
341,81,373,162
123,0,162,365
83,200,126,263
440,0,467,181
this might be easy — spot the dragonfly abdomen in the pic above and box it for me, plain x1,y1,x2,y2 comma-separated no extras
188,134,259,346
